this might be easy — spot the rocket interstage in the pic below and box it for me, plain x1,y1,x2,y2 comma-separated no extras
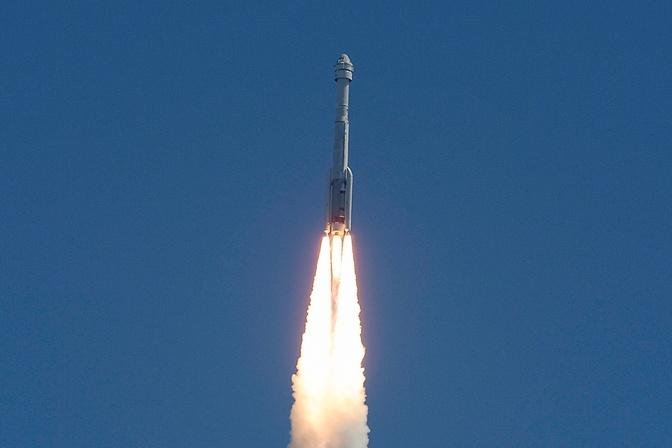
289,55,369,448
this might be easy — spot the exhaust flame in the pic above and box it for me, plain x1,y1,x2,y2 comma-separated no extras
289,234,369,448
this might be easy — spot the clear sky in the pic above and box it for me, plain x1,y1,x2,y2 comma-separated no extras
2,1,671,447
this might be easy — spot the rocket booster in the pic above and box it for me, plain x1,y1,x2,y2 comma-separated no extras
326,54,354,235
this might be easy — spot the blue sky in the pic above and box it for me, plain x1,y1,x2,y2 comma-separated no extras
2,1,671,446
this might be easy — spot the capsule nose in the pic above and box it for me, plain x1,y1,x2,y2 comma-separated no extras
338,53,351,64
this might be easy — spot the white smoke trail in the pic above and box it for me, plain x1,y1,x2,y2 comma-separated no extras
289,236,333,446
329,235,369,447
289,234,369,448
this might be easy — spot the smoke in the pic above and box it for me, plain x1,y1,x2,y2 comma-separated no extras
289,234,369,448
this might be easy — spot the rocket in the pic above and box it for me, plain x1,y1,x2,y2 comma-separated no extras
326,54,355,236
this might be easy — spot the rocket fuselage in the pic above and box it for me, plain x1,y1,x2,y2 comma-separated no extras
326,54,354,235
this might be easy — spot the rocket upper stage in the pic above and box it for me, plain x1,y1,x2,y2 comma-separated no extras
326,54,355,235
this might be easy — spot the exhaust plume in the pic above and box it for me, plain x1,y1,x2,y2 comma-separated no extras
289,234,369,448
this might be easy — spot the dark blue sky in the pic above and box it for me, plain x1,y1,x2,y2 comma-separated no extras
2,1,671,446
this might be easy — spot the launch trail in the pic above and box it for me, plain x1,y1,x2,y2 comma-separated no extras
289,54,369,448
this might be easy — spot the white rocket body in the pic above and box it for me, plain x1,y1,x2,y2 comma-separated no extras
326,54,354,235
